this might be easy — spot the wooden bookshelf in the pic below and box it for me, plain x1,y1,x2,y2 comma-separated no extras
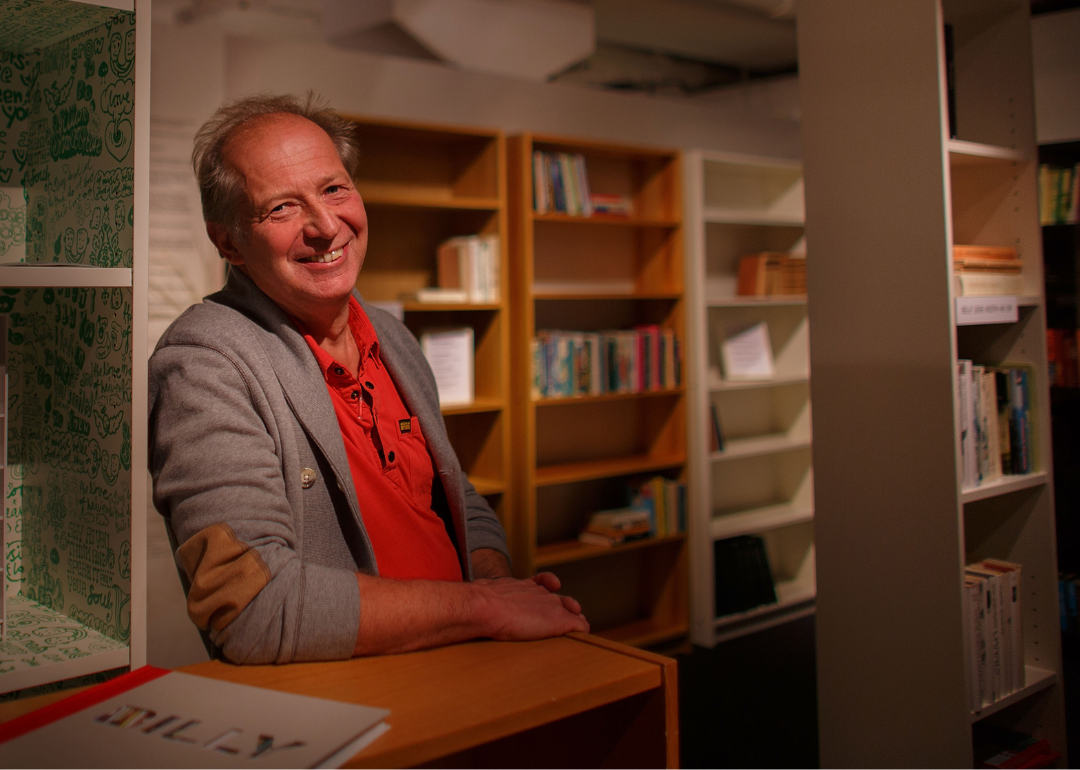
799,0,1067,764
342,115,513,540
508,134,689,648
0,0,149,695
683,150,814,648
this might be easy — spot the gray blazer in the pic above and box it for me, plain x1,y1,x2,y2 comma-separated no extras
148,268,508,664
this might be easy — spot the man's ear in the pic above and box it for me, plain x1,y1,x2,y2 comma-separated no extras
206,222,244,266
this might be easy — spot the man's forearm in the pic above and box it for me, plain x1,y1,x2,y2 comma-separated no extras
352,572,588,656
471,547,512,579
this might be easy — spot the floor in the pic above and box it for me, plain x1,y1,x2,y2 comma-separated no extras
676,615,820,769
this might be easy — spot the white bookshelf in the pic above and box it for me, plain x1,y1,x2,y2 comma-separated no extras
684,150,815,647
0,0,149,696
799,0,1067,764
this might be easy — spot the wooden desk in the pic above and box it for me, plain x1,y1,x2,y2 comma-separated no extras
0,633,678,768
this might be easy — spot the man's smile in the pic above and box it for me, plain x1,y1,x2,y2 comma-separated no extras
299,246,345,264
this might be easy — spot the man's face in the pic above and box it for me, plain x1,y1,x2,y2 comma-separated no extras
211,113,367,320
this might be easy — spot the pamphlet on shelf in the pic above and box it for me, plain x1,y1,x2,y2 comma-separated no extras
720,322,775,381
0,666,391,768
420,327,474,406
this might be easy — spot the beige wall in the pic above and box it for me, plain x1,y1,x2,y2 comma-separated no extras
1033,8,1080,144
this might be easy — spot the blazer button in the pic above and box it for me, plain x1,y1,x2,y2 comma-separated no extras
300,468,317,489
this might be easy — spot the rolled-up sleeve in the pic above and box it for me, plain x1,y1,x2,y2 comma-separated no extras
148,341,359,664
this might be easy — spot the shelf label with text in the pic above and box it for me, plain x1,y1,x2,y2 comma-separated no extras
955,296,1019,326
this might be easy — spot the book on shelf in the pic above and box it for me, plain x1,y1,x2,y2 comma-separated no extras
1038,162,1080,226
401,288,470,304
419,327,474,406
964,559,1024,710
578,506,652,547
957,361,1033,486
0,666,390,768
1046,328,1080,387
953,245,1023,297
532,151,594,217
720,321,775,381
532,327,680,399
628,476,687,538
973,725,1060,769
736,252,806,297
713,535,778,618
1058,572,1080,636
435,234,500,304
709,402,725,452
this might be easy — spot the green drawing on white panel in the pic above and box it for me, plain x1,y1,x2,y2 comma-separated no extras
4,286,132,645
0,4,135,266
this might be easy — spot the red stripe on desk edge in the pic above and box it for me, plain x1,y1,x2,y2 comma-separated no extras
0,665,170,743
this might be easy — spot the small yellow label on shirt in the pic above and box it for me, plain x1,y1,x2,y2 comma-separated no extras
399,419,412,434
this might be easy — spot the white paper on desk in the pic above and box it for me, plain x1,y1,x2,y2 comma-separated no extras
421,327,475,405
721,322,775,381
1,671,390,769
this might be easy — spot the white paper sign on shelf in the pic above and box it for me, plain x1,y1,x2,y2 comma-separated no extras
720,321,775,380
955,296,1019,326
420,327,475,406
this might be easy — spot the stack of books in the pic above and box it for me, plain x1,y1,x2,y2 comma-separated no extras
411,234,500,304
953,245,1023,297
713,535,777,617
957,361,1033,489
532,151,593,216
1046,328,1080,387
964,559,1024,711
577,507,652,547
577,476,686,547
1038,163,1079,225
973,725,1060,769
531,326,681,399
736,252,806,297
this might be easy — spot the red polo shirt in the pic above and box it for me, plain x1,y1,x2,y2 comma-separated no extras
296,298,462,582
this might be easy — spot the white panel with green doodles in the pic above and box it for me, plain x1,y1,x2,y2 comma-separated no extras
0,0,148,698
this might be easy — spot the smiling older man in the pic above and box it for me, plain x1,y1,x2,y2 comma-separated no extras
148,94,588,664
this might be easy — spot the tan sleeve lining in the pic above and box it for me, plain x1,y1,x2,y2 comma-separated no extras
176,523,272,632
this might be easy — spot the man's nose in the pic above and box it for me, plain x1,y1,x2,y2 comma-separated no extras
304,201,338,240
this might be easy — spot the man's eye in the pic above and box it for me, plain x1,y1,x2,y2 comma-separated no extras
325,185,341,195
270,203,286,213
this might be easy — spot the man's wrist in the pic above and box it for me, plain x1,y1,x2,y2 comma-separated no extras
470,548,512,579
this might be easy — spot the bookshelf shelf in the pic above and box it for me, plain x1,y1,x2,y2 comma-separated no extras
510,133,688,647
801,1,1066,764
534,533,688,569
533,291,682,301
468,477,505,496
703,209,804,227
532,213,679,228
707,371,810,392
440,398,505,416
0,266,133,288
534,388,683,407
685,150,813,648
710,434,812,462
359,191,500,211
714,580,816,630
402,302,501,312
706,295,807,308
960,471,1049,504
970,666,1057,723
344,116,512,532
709,502,814,541
598,617,691,649
533,454,687,488
0,2,149,695
946,139,1027,165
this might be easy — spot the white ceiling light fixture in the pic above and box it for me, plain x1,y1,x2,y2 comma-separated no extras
324,0,595,81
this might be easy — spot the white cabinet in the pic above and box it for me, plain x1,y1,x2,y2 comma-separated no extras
684,151,815,646
1,0,148,696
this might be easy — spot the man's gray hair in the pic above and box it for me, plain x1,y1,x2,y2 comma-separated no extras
192,92,361,241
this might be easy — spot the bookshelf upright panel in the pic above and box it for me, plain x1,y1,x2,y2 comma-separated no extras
683,151,815,647
342,116,513,537
799,0,1066,765
508,133,689,648
0,0,149,696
